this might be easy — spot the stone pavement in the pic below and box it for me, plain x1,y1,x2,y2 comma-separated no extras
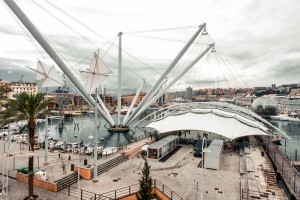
1,177,72,200
0,137,154,182
1,137,242,200
77,145,241,200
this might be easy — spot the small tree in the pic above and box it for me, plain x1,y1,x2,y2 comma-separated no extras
136,159,153,200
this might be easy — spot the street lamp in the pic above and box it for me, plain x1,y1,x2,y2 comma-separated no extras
87,134,98,183
77,126,90,200
5,140,34,200
200,136,211,200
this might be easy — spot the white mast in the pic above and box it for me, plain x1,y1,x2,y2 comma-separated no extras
123,23,206,125
117,32,122,125
122,79,145,125
127,44,214,125
97,95,114,123
3,0,115,126
93,88,98,182
45,87,49,164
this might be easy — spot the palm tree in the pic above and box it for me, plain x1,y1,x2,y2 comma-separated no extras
0,92,54,198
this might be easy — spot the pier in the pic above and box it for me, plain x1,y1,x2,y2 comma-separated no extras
260,136,300,199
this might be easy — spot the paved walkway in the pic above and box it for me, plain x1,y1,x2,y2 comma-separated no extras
1,137,242,199
1,177,72,200
0,137,154,182
77,145,241,200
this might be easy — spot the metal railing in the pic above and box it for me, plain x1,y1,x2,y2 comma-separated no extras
260,136,300,199
153,179,183,200
66,179,184,200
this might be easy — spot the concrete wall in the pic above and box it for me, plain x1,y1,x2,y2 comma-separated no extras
74,165,91,180
16,173,58,192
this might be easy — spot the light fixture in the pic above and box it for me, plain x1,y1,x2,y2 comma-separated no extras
202,28,208,35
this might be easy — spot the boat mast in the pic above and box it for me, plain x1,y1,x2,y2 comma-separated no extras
123,23,206,125
117,32,122,125
3,0,114,126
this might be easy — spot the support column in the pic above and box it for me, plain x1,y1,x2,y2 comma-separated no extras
3,0,114,126
93,88,98,183
117,32,122,125
44,87,49,165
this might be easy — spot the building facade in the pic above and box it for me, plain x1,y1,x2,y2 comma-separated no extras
186,87,193,100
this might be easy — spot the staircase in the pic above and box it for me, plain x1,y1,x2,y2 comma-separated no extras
56,172,80,191
91,154,128,177
262,161,277,188
55,154,128,191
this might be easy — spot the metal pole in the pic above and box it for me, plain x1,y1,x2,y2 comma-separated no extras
7,124,11,152
123,23,206,125
93,89,98,182
122,80,145,125
201,136,205,200
78,128,81,200
295,149,298,162
117,32,122,125
128,44,214,125
1,140,5,197
45,87,49,164
6,141,33,199
96,95,113,123
3,0,114,126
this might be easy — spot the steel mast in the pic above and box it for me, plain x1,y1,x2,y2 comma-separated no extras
3,0,114,126
123,23,206,125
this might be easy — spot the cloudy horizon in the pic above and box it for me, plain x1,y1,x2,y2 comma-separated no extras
1,0,300,94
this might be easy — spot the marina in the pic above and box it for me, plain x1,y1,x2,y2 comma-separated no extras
0,0,300,199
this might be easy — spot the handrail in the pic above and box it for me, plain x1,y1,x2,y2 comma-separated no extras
66,179,184,200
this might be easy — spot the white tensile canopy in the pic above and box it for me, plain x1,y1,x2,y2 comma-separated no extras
36,60,64,88
80,53,112,94
146,108,269,140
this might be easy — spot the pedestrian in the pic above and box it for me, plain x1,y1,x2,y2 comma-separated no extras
68,155,71,162
58,153,61,159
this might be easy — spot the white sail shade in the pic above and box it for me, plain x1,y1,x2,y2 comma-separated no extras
36,60,64,88
80,53,112,94
146,108,269,140
80,71,108,94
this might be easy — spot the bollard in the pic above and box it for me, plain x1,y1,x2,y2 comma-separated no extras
13,157,15,170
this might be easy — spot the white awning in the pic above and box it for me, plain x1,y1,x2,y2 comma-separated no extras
146,108,269,140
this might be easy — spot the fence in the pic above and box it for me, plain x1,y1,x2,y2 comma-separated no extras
66,179,183,200
260,136,300,199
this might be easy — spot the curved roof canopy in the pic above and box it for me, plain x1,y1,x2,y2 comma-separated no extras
146,108,269,140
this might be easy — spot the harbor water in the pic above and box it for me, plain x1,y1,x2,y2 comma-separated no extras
271,120,300,161
36,113,148,147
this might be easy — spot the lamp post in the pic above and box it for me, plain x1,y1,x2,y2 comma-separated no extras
200,136,210,200
5,140,34,200
77,126,89,200
1,140,5,199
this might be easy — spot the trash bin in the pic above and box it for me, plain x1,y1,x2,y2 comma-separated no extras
84,158,88,166
261,151,264,156
71,163,74,171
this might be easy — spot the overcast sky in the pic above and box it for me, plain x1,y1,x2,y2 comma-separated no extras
1,0,300,94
